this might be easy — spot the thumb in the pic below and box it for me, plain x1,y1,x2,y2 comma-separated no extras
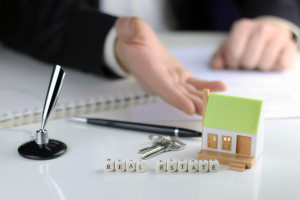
115,16,145,41
211,43,226,70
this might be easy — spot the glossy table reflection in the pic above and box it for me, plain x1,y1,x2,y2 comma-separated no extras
1,108,300,200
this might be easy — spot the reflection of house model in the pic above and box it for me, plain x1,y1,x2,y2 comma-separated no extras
198,89,264,172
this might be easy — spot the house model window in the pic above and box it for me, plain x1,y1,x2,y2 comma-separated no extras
207,134,217,149
222,136,232,151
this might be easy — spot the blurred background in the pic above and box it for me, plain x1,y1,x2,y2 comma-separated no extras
100,0,173,32
100,0,256,32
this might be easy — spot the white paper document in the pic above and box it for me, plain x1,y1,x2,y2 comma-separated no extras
132,46,300,121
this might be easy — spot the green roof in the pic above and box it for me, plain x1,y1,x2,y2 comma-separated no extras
203,93,263,134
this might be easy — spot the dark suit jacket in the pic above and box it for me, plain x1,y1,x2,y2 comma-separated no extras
0,0,299,76
0,0,117,76
170,0,300,31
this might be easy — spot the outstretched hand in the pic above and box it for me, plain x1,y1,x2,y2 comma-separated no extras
114,17,226,115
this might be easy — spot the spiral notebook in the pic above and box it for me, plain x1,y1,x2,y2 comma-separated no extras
0,47,156,128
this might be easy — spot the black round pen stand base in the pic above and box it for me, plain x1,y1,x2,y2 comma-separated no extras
18,139,67,160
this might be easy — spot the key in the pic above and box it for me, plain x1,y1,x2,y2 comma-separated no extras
139,135,169,154
169,137,186,151
139,145,160,154
170,137,186,147
151,135,186,149
139,135,186,159
141,138,172,159
154,136,186,151
149,135,165,142
141,144,170,159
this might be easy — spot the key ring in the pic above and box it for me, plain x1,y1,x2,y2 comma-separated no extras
148,135,162,141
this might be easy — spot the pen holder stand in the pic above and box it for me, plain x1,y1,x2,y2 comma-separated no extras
18,65,67,160
18,130,67,160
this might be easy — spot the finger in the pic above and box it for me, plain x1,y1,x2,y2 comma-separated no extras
186,77,227,91
240,23,273,69
173,65,191,84
160,83,197,115
139,65,197,115
165,59,193,84
183,83,204,99
124,46,196,115
224,19,254,69
177,84,203,115
211,43,226,70
257,34,285,71
171,65,206,114
275,40,297,71
143,77,197,115
167,67,180,83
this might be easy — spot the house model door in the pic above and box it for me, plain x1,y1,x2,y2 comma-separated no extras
236,135,251,156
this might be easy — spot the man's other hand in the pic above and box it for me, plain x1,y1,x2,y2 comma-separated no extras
212,18,297,71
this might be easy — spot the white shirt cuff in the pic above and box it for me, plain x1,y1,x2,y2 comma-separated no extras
255,16,300,47
104,27,129,77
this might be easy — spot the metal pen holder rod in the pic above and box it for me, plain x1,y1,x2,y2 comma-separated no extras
36,65,65,145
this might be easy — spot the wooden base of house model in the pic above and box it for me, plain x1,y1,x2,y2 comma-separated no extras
198,150,262,172
200,89,264,172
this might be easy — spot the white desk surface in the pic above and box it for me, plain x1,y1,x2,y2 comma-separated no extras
1,32,300,200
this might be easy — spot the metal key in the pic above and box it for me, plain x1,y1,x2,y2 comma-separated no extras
148,135,165,142
170,137,186,146
139,135,187,159
141,138,172,159
139,145,159,154
169,137,186,151
149,135,186,147
138,135,169,154
149,135,186,151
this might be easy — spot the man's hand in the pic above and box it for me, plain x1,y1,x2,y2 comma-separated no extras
212,18,297,71
114,17,226,115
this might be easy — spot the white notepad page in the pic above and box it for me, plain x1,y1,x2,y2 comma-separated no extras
0,47,150,127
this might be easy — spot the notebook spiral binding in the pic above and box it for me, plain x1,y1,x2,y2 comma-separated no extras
0,90,157,128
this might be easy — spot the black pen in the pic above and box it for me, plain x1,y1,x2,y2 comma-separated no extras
71,117,202,137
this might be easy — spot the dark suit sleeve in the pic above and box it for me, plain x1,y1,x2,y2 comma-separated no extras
0,0,118,76
236,0,300,27
169,0,300,31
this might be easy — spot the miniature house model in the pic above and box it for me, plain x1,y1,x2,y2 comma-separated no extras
198,90,264,172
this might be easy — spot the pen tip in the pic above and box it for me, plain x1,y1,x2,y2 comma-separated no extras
197,132,202,137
